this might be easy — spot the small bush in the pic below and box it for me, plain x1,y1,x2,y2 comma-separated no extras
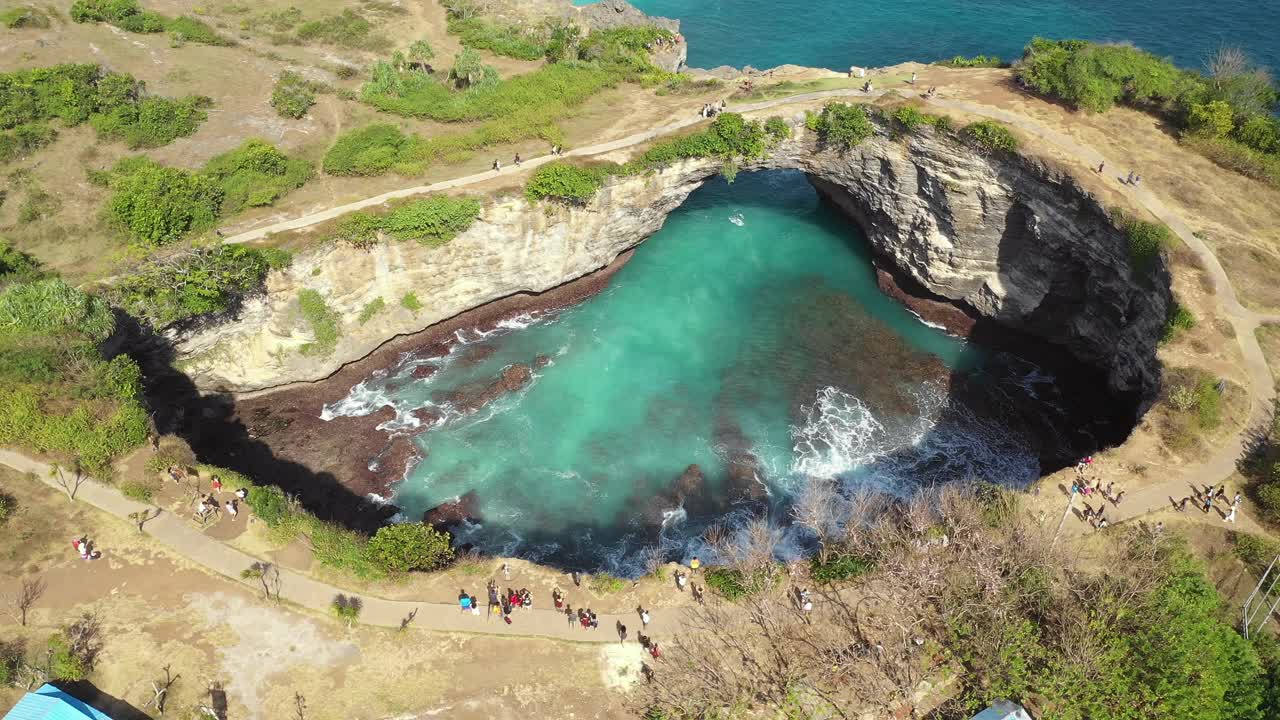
246,485,291,526
332,211,383,247
1,6,51,28
1115,209,1172,275
323,123,411,176
810,553,873,583
295,9,388,51
110,244,282,326
588,573,627,594
271,71,318,119
47,635,87,681
71,0,163,32
166,15,232,46
1233,532,1280,576
525,162,609,204
447,16,547,60
1181,135,1280,189
379,196,481,245
358,297,385,324
1257,484,1280,525
0,490,14,524
119,480,155,503
0,277,114,341
0,123,58,163
89,94,212,149
705,567,750,600
964,120,1018,152
0,239,43,283
201,139,313,215
366,522,454,572
936,54,1005,68
810,103,874,150
764,116,790,141
104,157,221,245
1162,302,1196,343
1186,100,1235,138
297,289,340,356
330,593,363,622
400,292,422,313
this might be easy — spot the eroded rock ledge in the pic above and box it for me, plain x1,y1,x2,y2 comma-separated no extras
174,115,1169,416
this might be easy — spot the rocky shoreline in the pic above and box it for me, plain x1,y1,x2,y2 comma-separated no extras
171,251,635,530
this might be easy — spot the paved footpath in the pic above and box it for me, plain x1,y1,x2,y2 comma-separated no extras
0,449,676,642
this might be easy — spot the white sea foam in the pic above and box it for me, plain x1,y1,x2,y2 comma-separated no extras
791,387,889,478
729,212,745,226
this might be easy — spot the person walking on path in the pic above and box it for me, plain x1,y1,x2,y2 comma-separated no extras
459,591,472,614
1203,492,1214,514
675,571,688,592
513,153,522,167
910,71,917,84
492,159,501,172
638,607,651,627
689,556,701,573
617,621,628,644
1097,161,1105,174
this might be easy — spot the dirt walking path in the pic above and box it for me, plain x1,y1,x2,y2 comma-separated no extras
0,449,678,643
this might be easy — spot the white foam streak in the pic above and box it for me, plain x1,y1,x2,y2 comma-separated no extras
791,387,889,478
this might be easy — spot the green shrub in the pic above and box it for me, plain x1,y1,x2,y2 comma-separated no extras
323,123,412,176
1257,484,1280,525
936,54,1005,68
810,553,873,583
297,289,340,356
71,0,164,33
295,9,388,51
1015,38,1197,114
330,593,363,622
446,15,547,60
705,567,750,599
271,71,318,119
120,480,155,503
810,103,874,149
1,5,50,28
1115,209,1172,275
1186,100,1236,138
0,123,57,163
110,244,282,326
400,292,422,313
0,277,114,341
1162,302,1196,343
588,573,627,594
525,162,609,204
1181,134,1280,189
357,297,385,324
764,116,791,141
246,485,291,526
89,94,211,148
166,15,232,46
964,120,1018,152
889,105,951,135
366,522,454,572
1234,532,1280,576
332,211,383,247
104,157,221,245
0,491,14,524
1235,115,1280,155
47,635,87,681
379,196,481,245
200,139,313,214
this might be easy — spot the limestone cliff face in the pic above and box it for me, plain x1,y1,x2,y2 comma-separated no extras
175,116,1168,409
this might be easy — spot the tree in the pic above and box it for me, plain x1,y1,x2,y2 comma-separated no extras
1187,100,1236,138
791,477,843,563
366,522,454,572
330,594,362,628
407,40,434,70
4,576,46,626
142,665,180,716
449,48,495,89
48,461,86,501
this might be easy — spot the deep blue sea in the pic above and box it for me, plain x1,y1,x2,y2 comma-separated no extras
578,0,1280,73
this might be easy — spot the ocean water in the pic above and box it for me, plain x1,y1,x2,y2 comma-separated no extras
578,0,1280,73
324,172,1067,572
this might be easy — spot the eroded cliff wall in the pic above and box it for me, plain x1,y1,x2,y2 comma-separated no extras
175,116,1169,411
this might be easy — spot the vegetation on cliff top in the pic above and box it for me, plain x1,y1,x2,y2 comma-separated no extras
329,195,481,248
324,24,677,177
524,112,789,203
0,64,211,155
640,487,1280,720
101,140,312,246
1016,38,1280,186
0,253,147,474
71,0,232,46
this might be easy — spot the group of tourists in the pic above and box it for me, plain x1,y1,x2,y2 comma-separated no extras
1175,484,1243,523
192,474,248,524
1073,456,1125,530
644,33,683,52
699,100,727,119
485,580,538,624
71,536,101,561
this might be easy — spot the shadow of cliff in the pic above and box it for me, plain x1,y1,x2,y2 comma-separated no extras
126,318,392,535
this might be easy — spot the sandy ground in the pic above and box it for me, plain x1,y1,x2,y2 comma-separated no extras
0,467,641,720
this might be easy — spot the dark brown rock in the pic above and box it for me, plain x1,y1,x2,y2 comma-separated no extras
410,364,438,380
423,489,483,532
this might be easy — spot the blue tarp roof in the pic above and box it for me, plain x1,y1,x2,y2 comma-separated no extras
2,684,114,720
970,700,1033,720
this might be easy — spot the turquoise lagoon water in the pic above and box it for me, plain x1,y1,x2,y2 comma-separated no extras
578,0,1280,73
324,173,1055,571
